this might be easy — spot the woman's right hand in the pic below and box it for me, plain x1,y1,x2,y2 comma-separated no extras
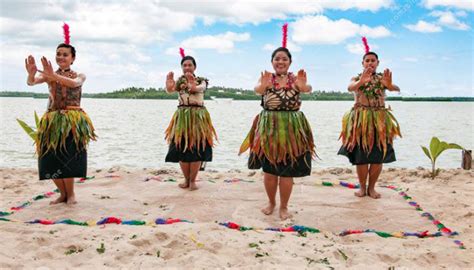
25,55,38,76
359,68,372,85
166,71,175,90
260,70,273,89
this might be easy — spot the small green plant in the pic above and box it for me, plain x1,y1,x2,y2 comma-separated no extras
421,137,463,179
248,243,259,248
16,111,40,141
65,247,83,255
96,243,106,254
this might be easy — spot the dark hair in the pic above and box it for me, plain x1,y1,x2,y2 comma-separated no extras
271,47,292,62
57,43,76,58
363,51,378,60
181,55,196,67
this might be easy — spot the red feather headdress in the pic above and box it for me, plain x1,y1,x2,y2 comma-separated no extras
361,36,370,54
63,23,70,45
282,23,288,48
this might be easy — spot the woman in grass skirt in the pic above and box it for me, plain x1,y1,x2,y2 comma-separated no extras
239,24,315,220
164,48,217,191
338,37,401,199
20,23,96,205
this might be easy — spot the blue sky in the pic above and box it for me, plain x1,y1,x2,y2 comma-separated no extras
0,0,472,96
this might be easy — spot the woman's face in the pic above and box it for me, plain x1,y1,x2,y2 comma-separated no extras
362,54,379,72
56,47,74,69
181,59,196,74
272,51,291,75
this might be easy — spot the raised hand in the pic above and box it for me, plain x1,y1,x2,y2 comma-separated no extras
25,55,38,76
39,56,55,79
260,70,273,89
166,71,175,90
295,69,307,91
381,68,393,89
359,67,373,85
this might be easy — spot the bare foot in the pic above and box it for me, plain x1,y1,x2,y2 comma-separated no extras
279,207,293,220
189,182,199,191
178,181,190,189
367,189,381,199
261,203,275,215
50,196,66,205
66,194,77,205
354,188,366,197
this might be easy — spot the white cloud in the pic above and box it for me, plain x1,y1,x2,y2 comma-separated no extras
0,40,159,92
0,1,196,45
404,11,469,34
345,43,379,54
0,0,394,93
165,47,197,57
404,20,442,33
159,0,393,25
1,0,471,97
292,15,391,45
169,32,251,54
316,0,393,12
423,0,474,11
430,11,470,30
262,41,302,52
0,0,74,20
359,25,392,37
455,10,468,17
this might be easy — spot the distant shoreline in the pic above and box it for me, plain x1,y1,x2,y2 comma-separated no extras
1,89,473,102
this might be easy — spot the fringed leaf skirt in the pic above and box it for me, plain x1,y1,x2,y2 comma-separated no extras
165,106,217,163
37,109,96,180
338,106,401,165
239,110,316,177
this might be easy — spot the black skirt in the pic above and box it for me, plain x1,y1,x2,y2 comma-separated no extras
165,141,212,163
38,134,87,180
338,143,396,165
248,152,312,177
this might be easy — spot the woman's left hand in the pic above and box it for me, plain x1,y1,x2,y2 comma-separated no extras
295,69,307,91
381,68,393,89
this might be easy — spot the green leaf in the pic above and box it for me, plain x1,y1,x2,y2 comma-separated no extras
421,146,432,161
447,143,463,150
34,111,40,129
433,141,448,162
423,137,463,179
433,140,463,162
429,137,440,161
16,118,36,141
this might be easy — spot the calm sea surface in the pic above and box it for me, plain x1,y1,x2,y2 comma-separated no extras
1,97,473,170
